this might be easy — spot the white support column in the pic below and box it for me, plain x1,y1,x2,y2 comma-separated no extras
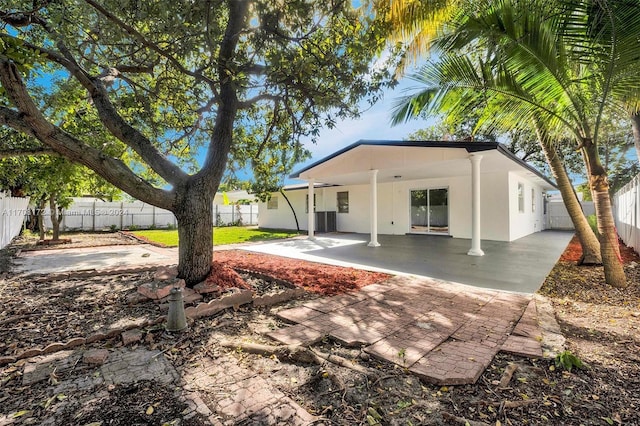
307,179,315,239
468,154,484,256
368,169,381,247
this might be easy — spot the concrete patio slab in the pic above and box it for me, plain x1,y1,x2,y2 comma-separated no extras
243,230,573,293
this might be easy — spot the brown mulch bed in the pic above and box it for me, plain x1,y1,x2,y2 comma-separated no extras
560,235,640,263
214,250,390,296
2,233,640,425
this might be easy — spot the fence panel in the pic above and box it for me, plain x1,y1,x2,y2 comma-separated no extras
214,204,258,226
0,195,30,249
546,200,595,230
42,200,258,231
614,174,640,253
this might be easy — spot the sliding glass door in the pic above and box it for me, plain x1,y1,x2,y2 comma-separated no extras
410,188,449,234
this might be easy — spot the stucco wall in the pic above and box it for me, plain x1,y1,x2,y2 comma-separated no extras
259,171,529,242
507,172,547,241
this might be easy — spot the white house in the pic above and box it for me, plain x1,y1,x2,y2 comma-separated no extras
258,140,555,256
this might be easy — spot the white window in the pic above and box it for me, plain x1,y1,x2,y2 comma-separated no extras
518,183,525,213
337,191,349,213
305,194,316,213
531,188,536,212
267,196,278,210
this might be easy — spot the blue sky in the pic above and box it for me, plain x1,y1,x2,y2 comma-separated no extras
288,77,435,183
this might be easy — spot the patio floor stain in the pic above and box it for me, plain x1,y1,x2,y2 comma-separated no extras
270,275,544,385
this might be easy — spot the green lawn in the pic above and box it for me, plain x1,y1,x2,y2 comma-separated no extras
132,227,300,247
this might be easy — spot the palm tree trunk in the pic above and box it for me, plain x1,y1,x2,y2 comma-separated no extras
582,141,627,288
534,122,601,264
631,112,640,164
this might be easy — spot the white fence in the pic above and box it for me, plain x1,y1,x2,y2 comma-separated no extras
1,194,30,249
41,200,258,231
614,173,640,253
546,200,595,230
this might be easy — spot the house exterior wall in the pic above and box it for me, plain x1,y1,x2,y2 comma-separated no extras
507,172,547,241
259,170,544,242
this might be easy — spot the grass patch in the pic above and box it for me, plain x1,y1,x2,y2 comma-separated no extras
132,227,300,247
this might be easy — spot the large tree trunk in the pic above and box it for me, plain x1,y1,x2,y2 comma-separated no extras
174,184,214,287
49,195,61,241
582,142,627,288
631,112,640,164
534,123,601,264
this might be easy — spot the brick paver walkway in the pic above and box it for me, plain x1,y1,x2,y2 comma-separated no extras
13,347,316,425
270,275,544,385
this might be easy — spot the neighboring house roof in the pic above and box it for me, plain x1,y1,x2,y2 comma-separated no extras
290,139,556,189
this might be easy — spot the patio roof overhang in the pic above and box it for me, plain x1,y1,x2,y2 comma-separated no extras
290,140,556,190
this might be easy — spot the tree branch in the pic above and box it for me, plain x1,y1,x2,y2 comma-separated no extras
0,62,172,210
83,0,219,95
0,147,57,159
196,0,249,187
0,33,189,186
238,93,282,109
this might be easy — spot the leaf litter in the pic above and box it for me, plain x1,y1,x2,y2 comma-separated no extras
0,233,639,425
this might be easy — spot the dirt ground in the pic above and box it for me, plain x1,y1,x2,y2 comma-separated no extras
1,232,639,425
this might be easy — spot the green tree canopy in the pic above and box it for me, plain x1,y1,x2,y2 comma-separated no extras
0,0,397,285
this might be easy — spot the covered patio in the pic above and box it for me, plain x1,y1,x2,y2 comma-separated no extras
242,230,574,293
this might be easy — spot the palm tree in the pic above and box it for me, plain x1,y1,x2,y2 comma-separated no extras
377,0,460,74
392,0,640,287
380,0,602,265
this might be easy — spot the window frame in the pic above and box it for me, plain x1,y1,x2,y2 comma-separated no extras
305,194,316,213
267,195,278,210
337,191,349,213
518,182,525,213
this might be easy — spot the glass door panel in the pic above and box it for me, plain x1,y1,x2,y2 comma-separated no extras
410,188,448,234
410,189,428,232
428,188,448,234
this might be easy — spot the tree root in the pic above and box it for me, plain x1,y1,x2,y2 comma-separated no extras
442,412,490,426
475,399,539,408
220,340,374,376
498,363,519,388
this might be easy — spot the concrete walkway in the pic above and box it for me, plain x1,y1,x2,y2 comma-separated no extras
13,244,178,274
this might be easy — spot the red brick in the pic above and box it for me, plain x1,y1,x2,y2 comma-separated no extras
122,329,143,345
137,279,185,300
41,342,65,355
84,349,109,365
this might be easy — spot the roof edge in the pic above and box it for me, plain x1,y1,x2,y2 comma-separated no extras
495,144,557,188
289,140,500,178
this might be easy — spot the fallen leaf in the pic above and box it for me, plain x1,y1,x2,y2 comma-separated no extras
11,410,30,418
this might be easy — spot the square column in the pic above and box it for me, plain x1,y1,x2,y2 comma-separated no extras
307,179,315,239
468,154,484,256
368,169,380,247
